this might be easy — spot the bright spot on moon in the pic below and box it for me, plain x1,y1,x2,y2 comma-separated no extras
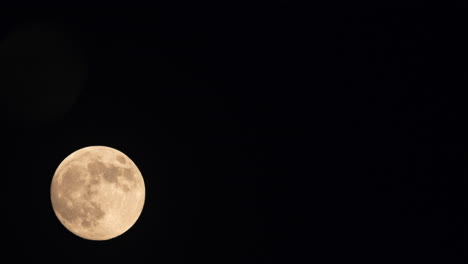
50,146,145,240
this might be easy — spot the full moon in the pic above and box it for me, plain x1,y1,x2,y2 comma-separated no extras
50,146,145,240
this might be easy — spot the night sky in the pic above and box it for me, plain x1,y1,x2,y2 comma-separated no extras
4,7,466,264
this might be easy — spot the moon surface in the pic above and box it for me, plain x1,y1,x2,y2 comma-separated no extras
50,146,145,240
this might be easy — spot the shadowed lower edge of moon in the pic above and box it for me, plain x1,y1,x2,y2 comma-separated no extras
51,147,145,240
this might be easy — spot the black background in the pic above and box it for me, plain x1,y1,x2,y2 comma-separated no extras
4,4,305,264
4,7,467,264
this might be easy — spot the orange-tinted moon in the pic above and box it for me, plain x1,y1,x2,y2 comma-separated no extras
50,146,145,240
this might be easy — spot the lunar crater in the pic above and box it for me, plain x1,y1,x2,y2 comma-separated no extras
87,161,106,175
116,155,126,164
103,165,119,183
